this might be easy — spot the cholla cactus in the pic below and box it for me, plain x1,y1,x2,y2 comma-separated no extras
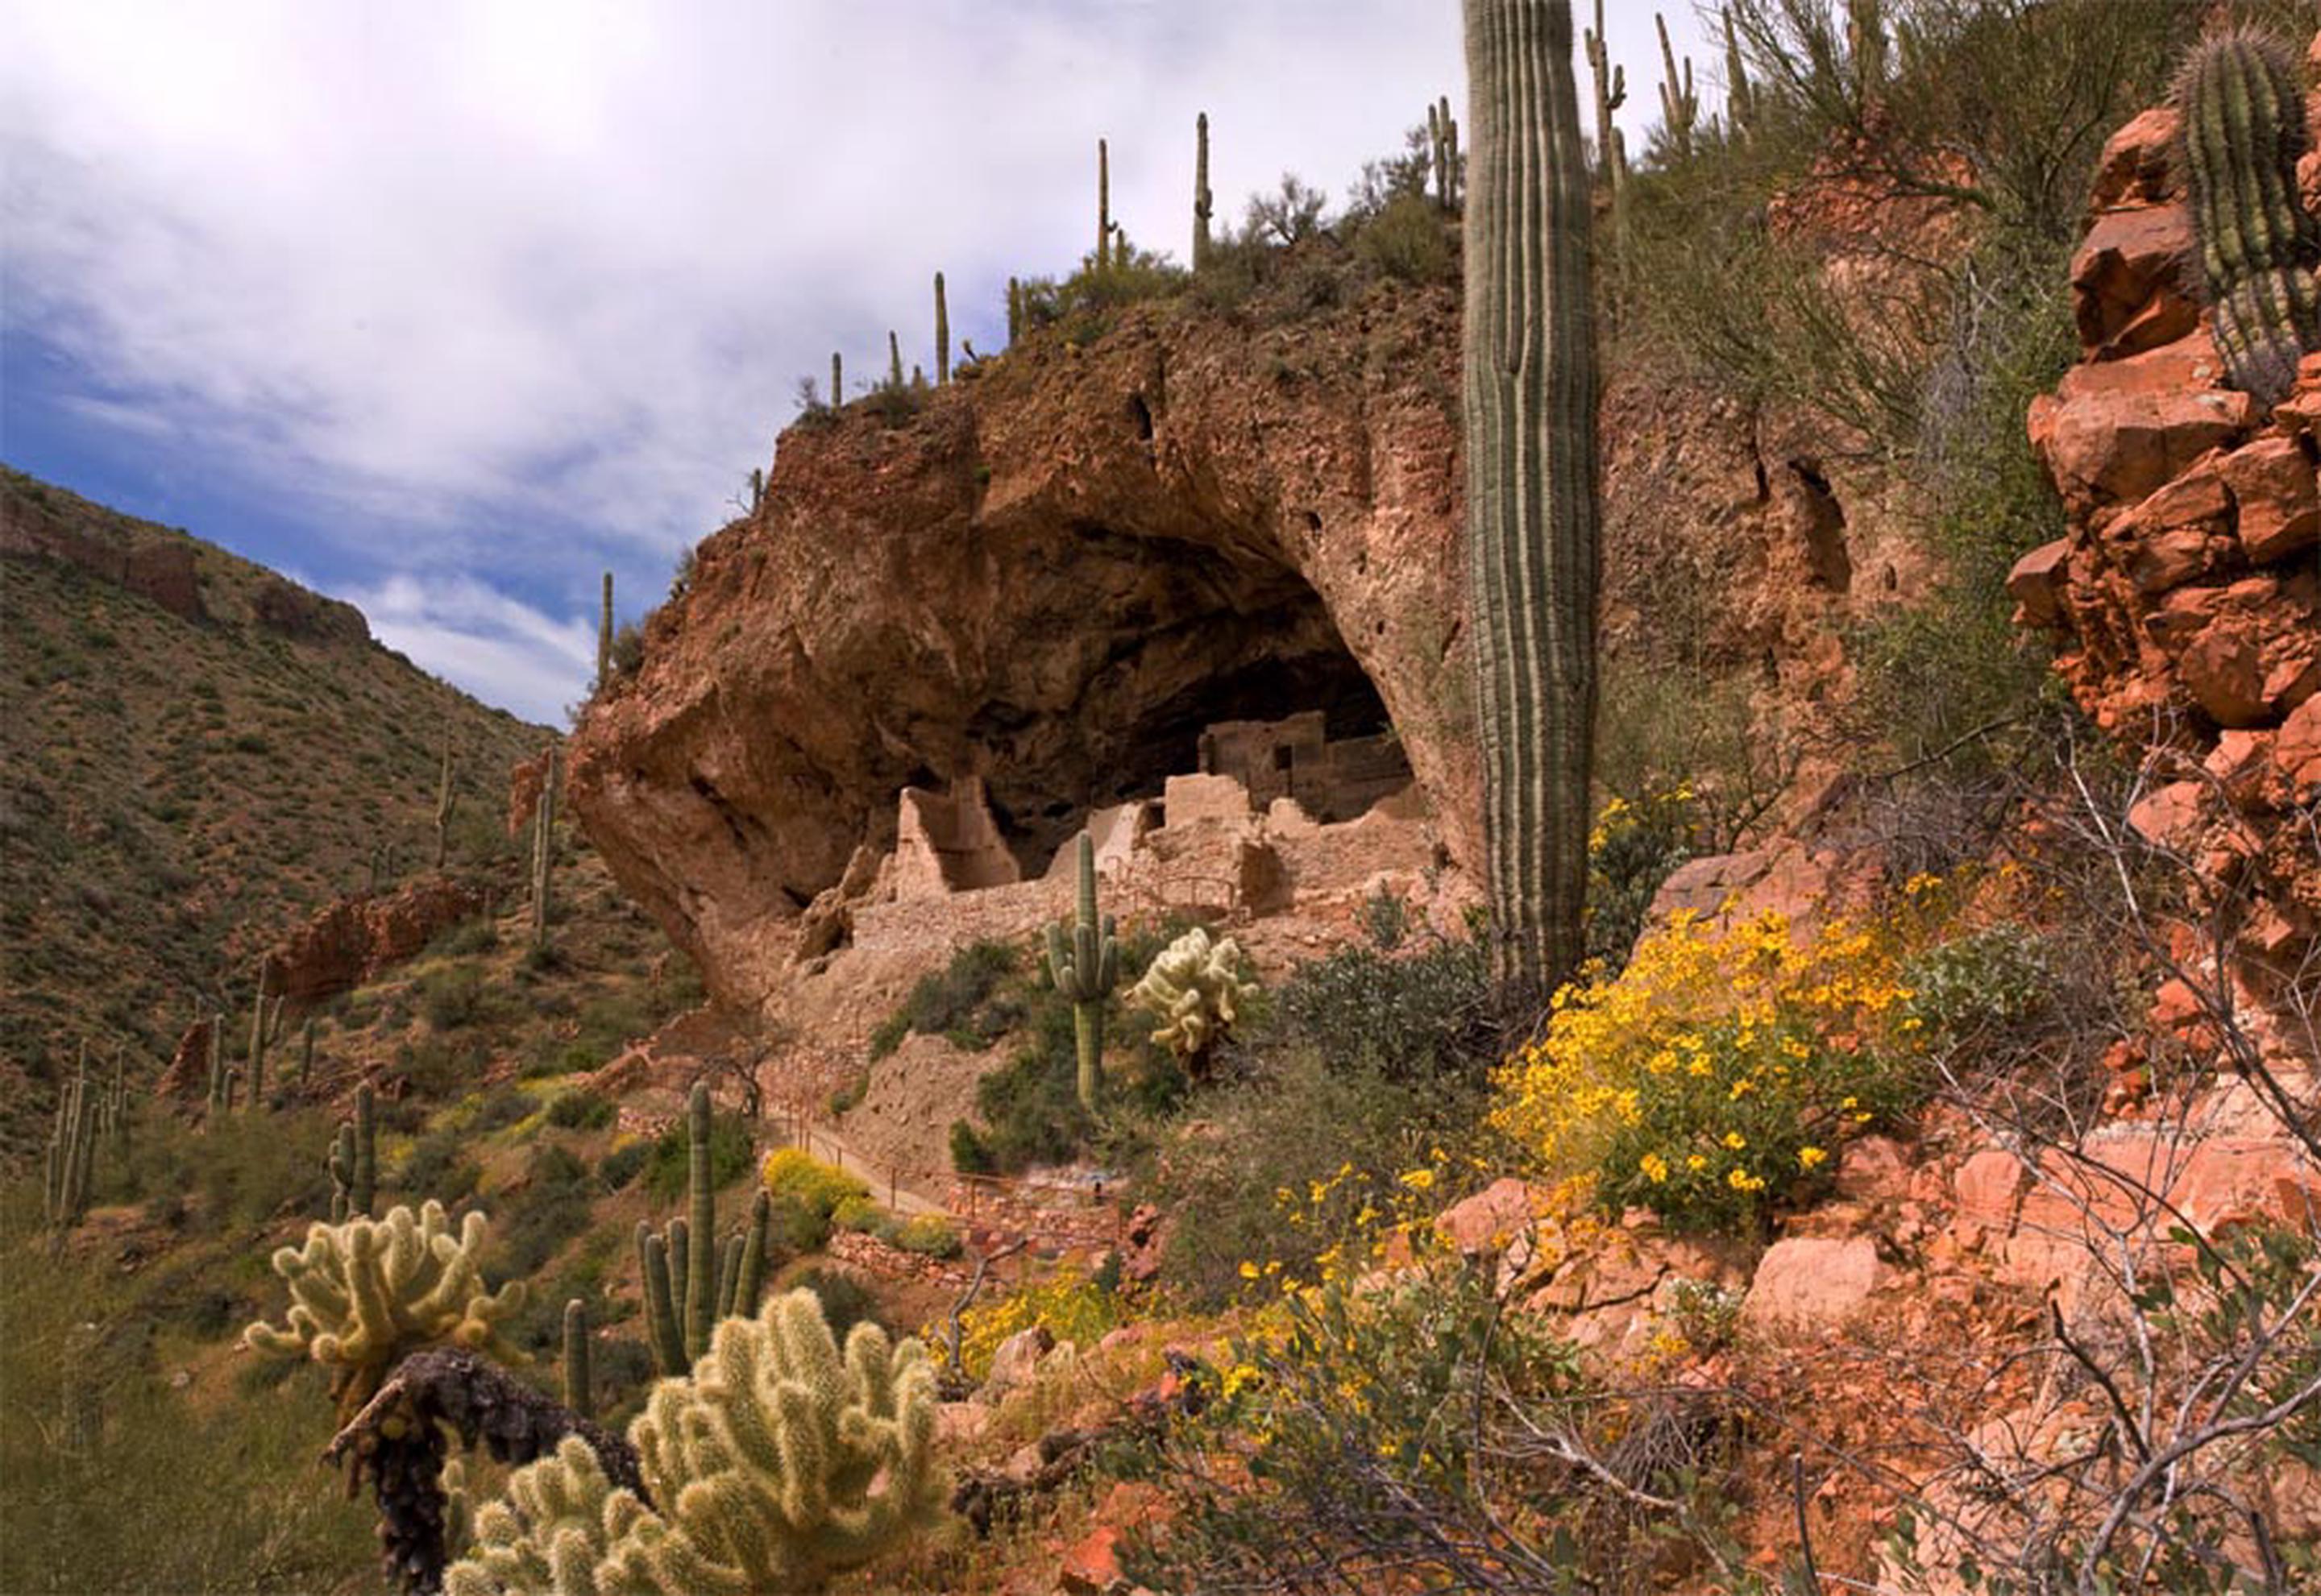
243,1200,524,1414
442,1290,942,1596
1128,925,1258,1067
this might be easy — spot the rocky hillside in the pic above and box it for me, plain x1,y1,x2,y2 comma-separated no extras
0,466,548,1153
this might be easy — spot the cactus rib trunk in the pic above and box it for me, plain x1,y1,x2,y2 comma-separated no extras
2180,31,2320,407
1462,0,1601,1001
683,1081,716,1362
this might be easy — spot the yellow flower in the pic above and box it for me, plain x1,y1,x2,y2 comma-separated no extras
1239,1261,1260,1280
1723,1131,1746,1150
1728,1078,1754,1100
1727,1168,1766,1192
1639,1153,1670,1184
1687,1155,1708,1172
1799,1146,1829,1171
1398,1168,1435,1192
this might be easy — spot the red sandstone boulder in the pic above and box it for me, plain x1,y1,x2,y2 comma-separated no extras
1742,1236,1882,1333
2070,205,2196,359
2007,539,2073,627
2032,338,2252,515
264,877,490,1006
2218,433,2321,564
2088,107,2182,211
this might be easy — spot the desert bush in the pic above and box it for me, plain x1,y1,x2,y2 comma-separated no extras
1353,192,1454,284
1143,1047,1474,1310
544,1087,614,1130
595,1139,646,1192
1895,918,2054,1049
831,1192,899,1243
1264,932,1494,1088
488,1144,596,1284
638,1104,754,1203
426,918,498,960
1584,788,1700,976
417,963,505,1031
894,1213,961,1260
1127,1254,1738,1594
870,937,1023,1059
397,1125,482,1205
1493,909,1925,1233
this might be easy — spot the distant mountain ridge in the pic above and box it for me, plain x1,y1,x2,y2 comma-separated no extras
0,464,547,1158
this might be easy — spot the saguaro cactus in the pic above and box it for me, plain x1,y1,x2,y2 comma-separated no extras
830,350,842,408
1097,137,1111,272
44,1061,98,1227
933,272,950,384
1723,6,1758,143
433,737,456,869
1437,93,1462,208
1044,832,1119,1113
1462,0,1602,998
328,1082,376,1221
247,964,270,1112
1655,12,1696,161
2179,29,2320,407
596,572,614,693
563,1298,594,1421
1584,0,1626,188
1194,112,1214,268
1007,276,1023,342
529,740,558,951
887,330,904,389
636,1081,771,1376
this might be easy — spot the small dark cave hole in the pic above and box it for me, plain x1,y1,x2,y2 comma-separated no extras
1128,392,1155,441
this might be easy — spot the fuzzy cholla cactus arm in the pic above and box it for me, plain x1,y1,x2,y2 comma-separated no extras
1128,926,1259,1067
443,1289,941,1596
244,1200,525,1412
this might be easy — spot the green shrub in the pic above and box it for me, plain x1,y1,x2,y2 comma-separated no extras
1264,934,1494,1088
398,1127,482,1206
1353,193,1454,284
490,1144,596,1284
546,1088,615,1130
894,1213,962,1260
1896,922,2055,1049
470,1084,533,1133
870,938,1023,1059
596,1140,649,1192
830,1192,897,1242
417,964,503,1031
427,918,498,960
640,1106,754,1202
949,1119,998,1176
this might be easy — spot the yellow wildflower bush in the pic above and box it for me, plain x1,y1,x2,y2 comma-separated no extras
1492,907,1921,1233
949,1263,1122,1382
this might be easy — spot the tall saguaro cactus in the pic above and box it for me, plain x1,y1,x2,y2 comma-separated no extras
1723,6,1758,143
596,572,614,692
2179,29,2320,407
831,350,842,408
1097,138,1112,272
247,963,270,1112
1462,0,1602,1000
934,271,950,383
433,736,455,870
636,1080,770,1377
1045,832,1119,1113
1007,276,1023,342
1584,0,1626,189
1655,12,1696,160
530,740,558,951
1193,113,1214,269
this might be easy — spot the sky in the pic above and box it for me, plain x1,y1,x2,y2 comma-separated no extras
1,1,1710,724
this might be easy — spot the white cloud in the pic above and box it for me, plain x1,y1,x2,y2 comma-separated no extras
343,570,598,725
1,0,1710,714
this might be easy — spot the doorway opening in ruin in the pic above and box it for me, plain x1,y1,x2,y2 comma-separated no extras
963,532,1413,873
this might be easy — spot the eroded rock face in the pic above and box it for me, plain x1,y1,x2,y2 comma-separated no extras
262,876,488,1006
2020,95,2321,983
567,277,1479,1005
